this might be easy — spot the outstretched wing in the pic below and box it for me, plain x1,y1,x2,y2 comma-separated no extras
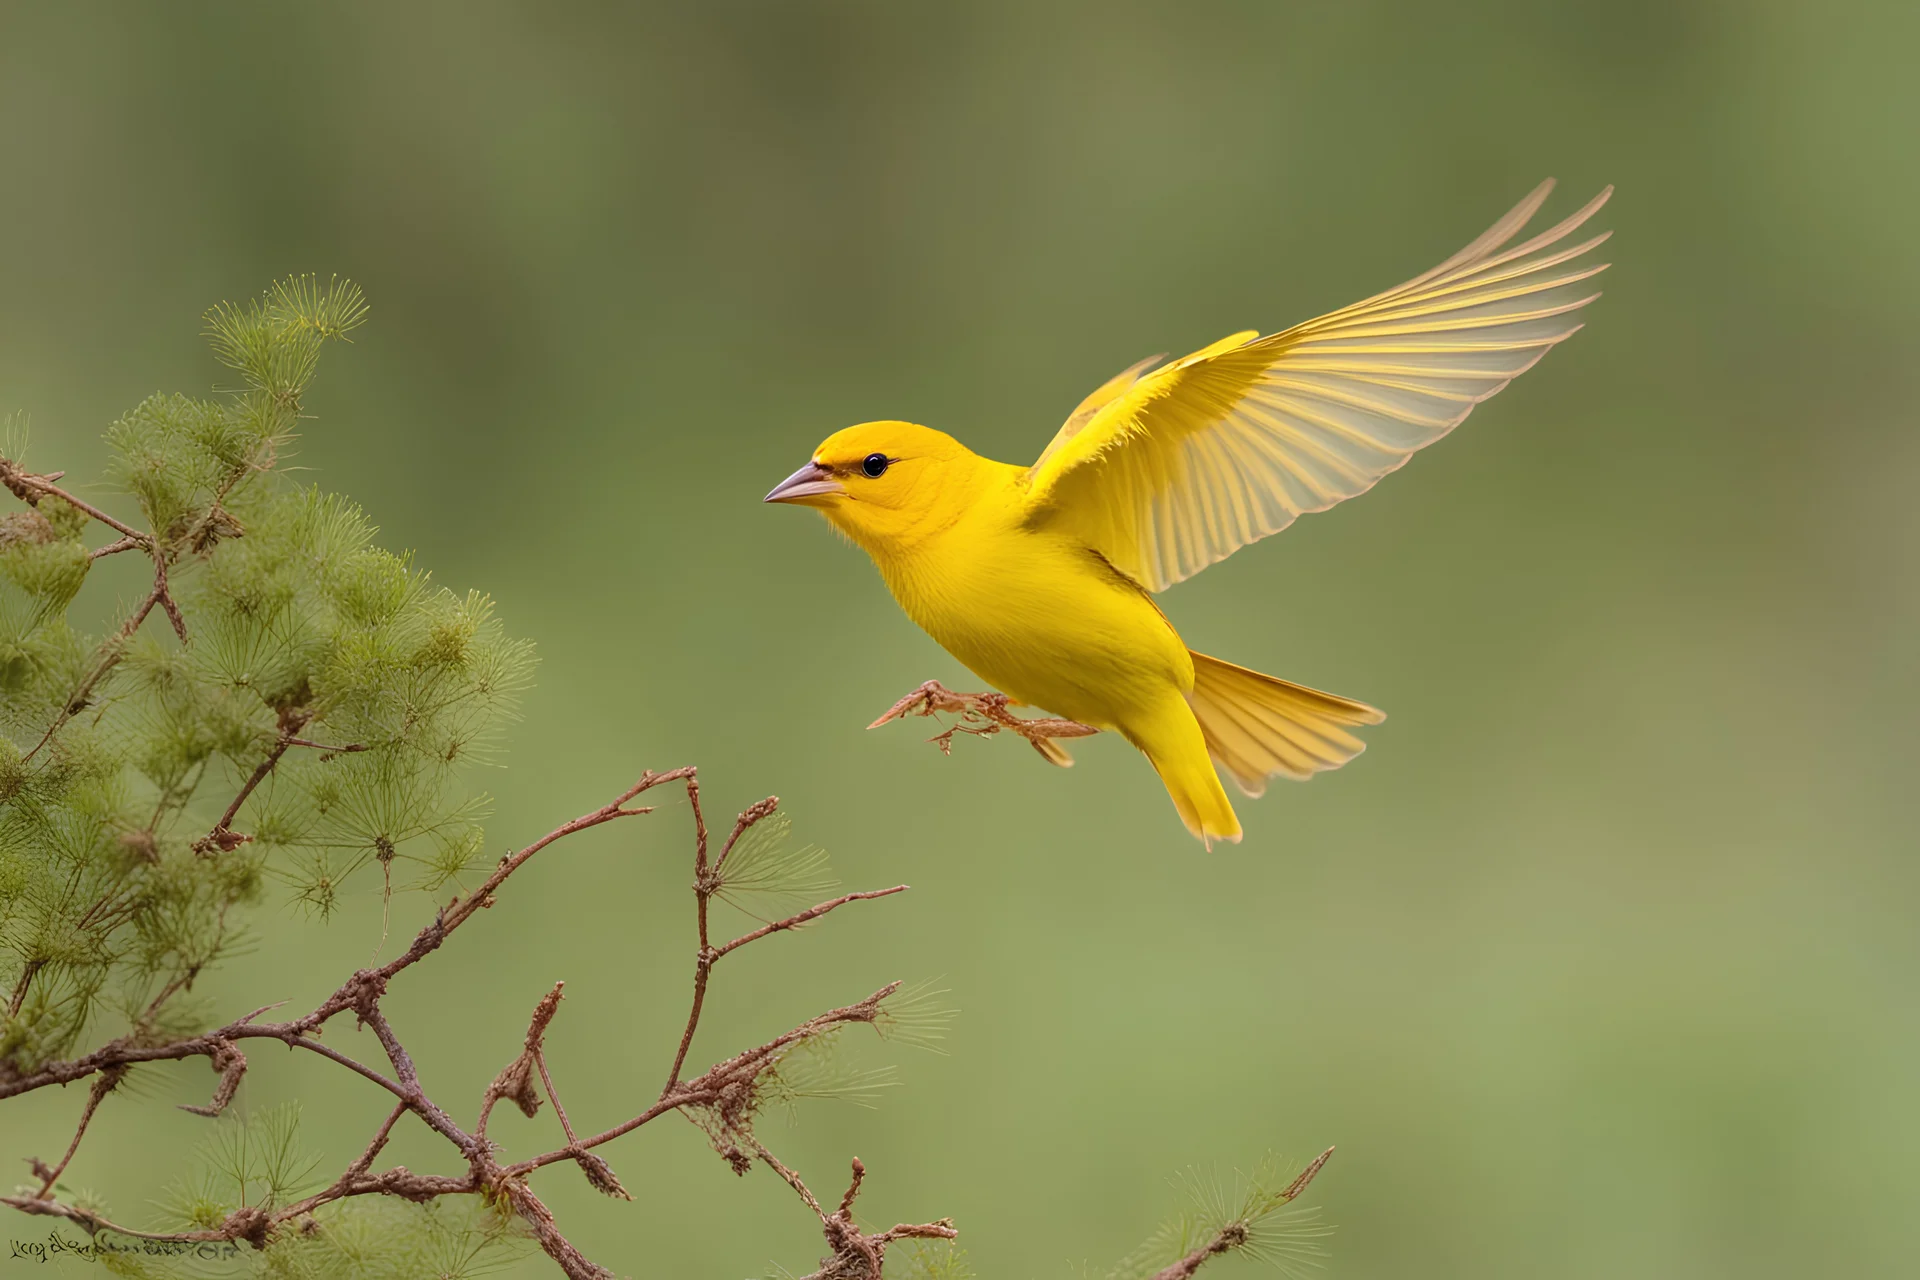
1023,180,1612,592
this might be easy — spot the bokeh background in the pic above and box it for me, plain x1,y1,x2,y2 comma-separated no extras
4,2,1917,1277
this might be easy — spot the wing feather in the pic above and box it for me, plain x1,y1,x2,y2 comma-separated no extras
1024,181,1612,591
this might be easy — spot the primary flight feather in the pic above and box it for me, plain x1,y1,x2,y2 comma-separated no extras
767,180,1611,845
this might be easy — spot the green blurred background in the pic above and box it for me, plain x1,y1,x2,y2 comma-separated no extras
4,2,1917,1276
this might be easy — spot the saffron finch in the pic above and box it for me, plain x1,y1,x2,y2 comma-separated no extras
767,180,1611,845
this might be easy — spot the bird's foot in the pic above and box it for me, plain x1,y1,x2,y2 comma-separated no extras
867,680,1099,767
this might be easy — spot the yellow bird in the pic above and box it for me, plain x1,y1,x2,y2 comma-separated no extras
766,180,1611,845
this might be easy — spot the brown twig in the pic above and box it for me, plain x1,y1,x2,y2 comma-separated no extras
22,583,167,763
192,709,317,855
534,1050,577,1148
151,546,188,642
89,534,142,559
279,1101,409,1219
515,982,901,1178
0,1192,228,1243
0,460,149,542
761,1147,958,1280
177,1039,247,1117
662,773,729,1095
283,737,367,753
28,1066,125,1197
479,983,566,1140
7,960,44,1019
714,886,909,959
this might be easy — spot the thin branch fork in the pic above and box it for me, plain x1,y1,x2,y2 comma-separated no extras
510,982,903,1179
478,982,566,1140
777,1153,958,1280
661,791,903,1092
714,886,907,959
26,1066,125,1198
0,457,149,543
279,1101,410,1221
192,707,318,855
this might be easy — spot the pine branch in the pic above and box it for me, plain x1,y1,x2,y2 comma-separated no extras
2,768,944,1279
1143,1148,1337,1280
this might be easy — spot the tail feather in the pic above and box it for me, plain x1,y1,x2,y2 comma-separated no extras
1186,651,1385,798
1123,696,1244,848
1147,744,1243,848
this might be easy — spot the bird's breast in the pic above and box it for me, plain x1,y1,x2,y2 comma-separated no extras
872,515,1192,727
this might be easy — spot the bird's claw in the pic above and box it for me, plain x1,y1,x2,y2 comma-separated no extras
868,680,1099,767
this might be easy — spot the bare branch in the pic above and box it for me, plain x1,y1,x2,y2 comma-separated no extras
193,708,317,856
715,886,909,959
535,1050,578,1148
283,737,367,753
7,959,43,1019
763,1148,959,1280
27,1066,125,1198
151,547,188,642
479,982,565,1138
715,795,780,874
177,1039,246,1117
512,985,900,1176
0,458,149,541
21,583,166,764
280,1101,409,1219
837,1155,866,1219
499,1178,615,1280
0,1193,227,1244
2,766,960,1279
1281,1146,1335,1202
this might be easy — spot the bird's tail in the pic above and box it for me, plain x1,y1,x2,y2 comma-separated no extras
1130,698,1244,848
1186,651,1385,797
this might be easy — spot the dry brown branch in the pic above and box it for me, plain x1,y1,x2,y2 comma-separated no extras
766,1151,958,1280
6,960,43,1019
0,460,148,542
177,1039,247,1117
24,1065,125,1199
2,767,943,1279
480,983,566,1137
279,1100,410,1220
870,678,1099,765
714,886,908,958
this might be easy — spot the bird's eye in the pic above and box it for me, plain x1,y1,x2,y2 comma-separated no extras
861,453,890,478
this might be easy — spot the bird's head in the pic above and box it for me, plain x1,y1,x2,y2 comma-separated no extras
764,421,985,555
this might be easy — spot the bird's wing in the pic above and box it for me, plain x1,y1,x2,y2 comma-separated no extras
1023,180,1612,592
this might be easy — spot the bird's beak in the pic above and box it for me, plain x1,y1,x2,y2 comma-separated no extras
763,460,844,506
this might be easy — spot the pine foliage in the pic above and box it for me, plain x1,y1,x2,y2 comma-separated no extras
0,276,534,1072
1104,1155,1334,1280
